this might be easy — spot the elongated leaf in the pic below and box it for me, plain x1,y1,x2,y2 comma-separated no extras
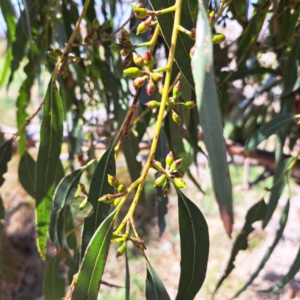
145,256,170,300
35,77,64,203
260,245,300,293
81,143,116,257
232,199,290,299
176,189,209,300
0,194,5,250
245,114,296,152
18,151,36,198
43,255,65,300
73,209,117,299
214,199,267,295
192,2,233,236
49,167,85,249
149,0,195,88
263,157,293,228
0,139,13,187
125,249,130,300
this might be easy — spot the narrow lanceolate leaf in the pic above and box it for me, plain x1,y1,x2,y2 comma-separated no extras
145,256,171,300
245,114,296,152
263,157,293,228
73,209,117,299
0,139,13,187
49,167,85,249
35,77,64,260
18,151,36,198
232,199,290,299
176,189,209,300
125,249,130,300
192,2,233,237
81,143,116,257
214,199,267,295
43,255,65,300
260,245,300,293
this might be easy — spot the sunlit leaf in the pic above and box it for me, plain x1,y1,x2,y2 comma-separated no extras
0,139,13,187
73,209,117,299
232,199,290,299
176,189,209,299
245,114,296,152
192,2,233,236
214,199,267,295
145,255,171,300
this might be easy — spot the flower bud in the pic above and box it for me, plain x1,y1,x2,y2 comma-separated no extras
137,21,150,35
173,177,186,188
178,101,196,108
145,100,161,109
146,79,155,95
131,237,145,249
158,83,164,95
212,33,225,44
151,72,163,82
120,47,130,57
101,33,111,41
123,53,132,68
189,45,195,58
172,81,181,98
209,11,215,22
123,67,143,78
114,237,125,243
102,20,110,29
172,109,181,125
154,174,167,187
78,183,87,194
53,48,62,56
113,197,121,207
133,52,144,67
162,180,170,197
165,151,174,169
93,19,100,29
121,29,130,42
110,44,121,52
108,174,119,188
171,158,183,170
143,51,153,66
116,243,126,258
153,160,162,168
98,194,115,203
79,197,88,210
117,184,126,194
122,233,130,241
170,169,184,178
133,75,148,88
190,28,196,40
131,3,148,19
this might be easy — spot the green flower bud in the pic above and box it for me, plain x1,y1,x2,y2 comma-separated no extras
145,100,161,109
173,177,186,188
143,51,153,66
162,180,170,197
151,72,163,82
101,33,111,41
79,197,88,210
117,184,126,194
137,21,150,35
123,53,132,68
170,158,183,170
120,47,130,57
181,101,196,108
132,52,144,67
108,174,120,188
212,33,225,44
123,67,143,78
113,197,121,207
154,174,167,187
121,29,130,42
131,3,148,19
165,151,174,169
114,237,125,243
102,20,110,29
158,83,164,95
116,243,126,258
93,19,100,29
110,44,121,52
53,48,62,56
172,81,181,98
133,75,148,88
146,79,155,95
78,183,87,194
122,233,130,241
209,11,215,22
98,194,115,203
153,160,163,168
172,109,181,125
131,237,145,249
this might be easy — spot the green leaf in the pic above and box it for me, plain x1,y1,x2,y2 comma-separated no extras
245,114,296,152
192,2,233,237
18,151,36,198
81,143,116,257
263,157,293,228
73,209,117,299
214,199,267,295
49,167,85,249
176,189,209,300
0,194,5,250
43,255,65,300
145,255,171,300
232,199,290,299
125,249,130,300
149,0,195,89
281,38,300,98
0,0,17,43
259,245,300,293
0,139,12,187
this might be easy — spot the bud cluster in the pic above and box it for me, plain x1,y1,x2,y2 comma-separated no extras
83,19,111,44
153,151,186,197
47,49,81,78
145,81,196,125
123,51,163,95
98,174,127,206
